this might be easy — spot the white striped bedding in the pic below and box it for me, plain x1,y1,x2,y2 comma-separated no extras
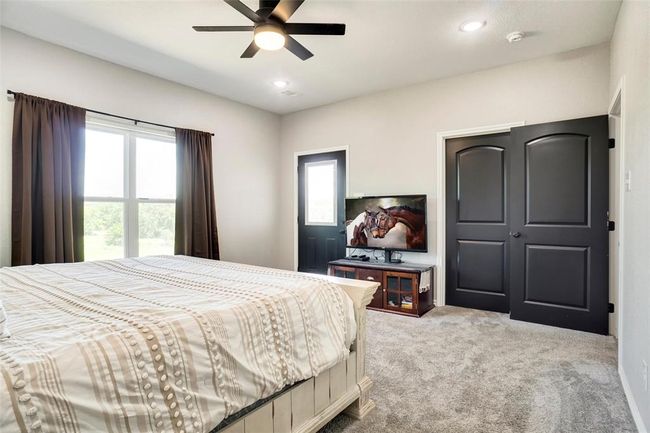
0,256,356,433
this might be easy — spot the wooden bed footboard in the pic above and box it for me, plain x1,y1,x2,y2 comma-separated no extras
218,277,379,433
334,276,378,421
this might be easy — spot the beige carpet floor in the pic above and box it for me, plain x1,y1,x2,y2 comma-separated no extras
319,306,636,433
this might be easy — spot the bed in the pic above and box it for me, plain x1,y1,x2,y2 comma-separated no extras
0,256,378,433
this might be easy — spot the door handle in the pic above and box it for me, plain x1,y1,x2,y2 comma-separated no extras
509,232,521,238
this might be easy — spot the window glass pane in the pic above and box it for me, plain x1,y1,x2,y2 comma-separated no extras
305,160,337,225
85,129,124,197
138,203,175,256
136,137,176,199
84,202,124,260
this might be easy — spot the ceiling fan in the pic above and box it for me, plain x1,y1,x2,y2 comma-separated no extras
193,0,346,60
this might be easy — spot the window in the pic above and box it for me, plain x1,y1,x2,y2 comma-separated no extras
305,160,337,226
84,118,176,260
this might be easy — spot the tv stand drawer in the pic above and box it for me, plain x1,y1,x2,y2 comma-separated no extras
329,265,357,280
357,269,383,309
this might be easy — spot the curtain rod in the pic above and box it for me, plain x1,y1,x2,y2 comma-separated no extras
6,90,215,137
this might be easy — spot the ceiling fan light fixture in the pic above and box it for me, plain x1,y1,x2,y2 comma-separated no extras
254,24,286,51
193,0,344,60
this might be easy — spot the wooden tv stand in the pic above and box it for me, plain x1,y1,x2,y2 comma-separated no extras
327,259,435,317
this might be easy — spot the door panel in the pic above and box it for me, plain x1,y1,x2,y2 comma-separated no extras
457,147,505,223
446,133,511,313
298,151,346,274
457,240,505,294
525,245,589,308
526,134,589,225
510,116,609,334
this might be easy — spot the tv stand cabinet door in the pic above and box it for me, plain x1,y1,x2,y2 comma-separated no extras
357,268,383,309
383,271,418,314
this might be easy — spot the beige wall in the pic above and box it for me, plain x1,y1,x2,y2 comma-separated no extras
609,1,650,430
278,43,611,275
1,10,646,431
0,28,281,268
0,12,647,431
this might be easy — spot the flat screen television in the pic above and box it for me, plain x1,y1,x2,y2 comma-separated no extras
345,194,427,262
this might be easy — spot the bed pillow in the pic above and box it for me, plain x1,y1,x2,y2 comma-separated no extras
0,300,9,340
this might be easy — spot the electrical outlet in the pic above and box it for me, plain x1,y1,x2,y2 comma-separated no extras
643,360,648,392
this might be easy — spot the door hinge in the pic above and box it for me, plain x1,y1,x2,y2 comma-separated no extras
608,221,615,231
608,138,615,149
608,303,615,313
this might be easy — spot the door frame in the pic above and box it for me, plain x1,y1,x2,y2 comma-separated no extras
608,78,645,433
293,146,349,271
608,76,625,358
435,122,525,306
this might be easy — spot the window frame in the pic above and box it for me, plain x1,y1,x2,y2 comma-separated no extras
84,116,176,258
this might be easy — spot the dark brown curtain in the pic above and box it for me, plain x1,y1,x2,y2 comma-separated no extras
11,93,86,266
175,128,220,259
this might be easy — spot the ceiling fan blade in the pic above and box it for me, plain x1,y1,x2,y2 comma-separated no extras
193,25,255,32
270,0,304,22
285,36,313,60
224,0,265,23
240,41,260,58
284,23,345,35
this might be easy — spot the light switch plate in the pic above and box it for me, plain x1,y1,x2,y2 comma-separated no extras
624,170,632,192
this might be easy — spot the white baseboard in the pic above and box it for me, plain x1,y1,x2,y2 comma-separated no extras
620,365,648,433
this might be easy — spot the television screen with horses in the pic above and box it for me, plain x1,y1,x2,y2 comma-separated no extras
345,195,427,252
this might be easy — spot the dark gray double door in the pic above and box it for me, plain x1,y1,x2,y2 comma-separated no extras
446,116,609,334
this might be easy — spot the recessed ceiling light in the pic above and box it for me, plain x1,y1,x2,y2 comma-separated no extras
459,20,486,32
273,80,289,89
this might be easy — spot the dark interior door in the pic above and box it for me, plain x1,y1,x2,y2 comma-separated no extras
298,151,346,274
446,133,511,313
509,116,609,334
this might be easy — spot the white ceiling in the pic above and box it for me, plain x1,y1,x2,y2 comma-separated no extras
1,0,621,114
